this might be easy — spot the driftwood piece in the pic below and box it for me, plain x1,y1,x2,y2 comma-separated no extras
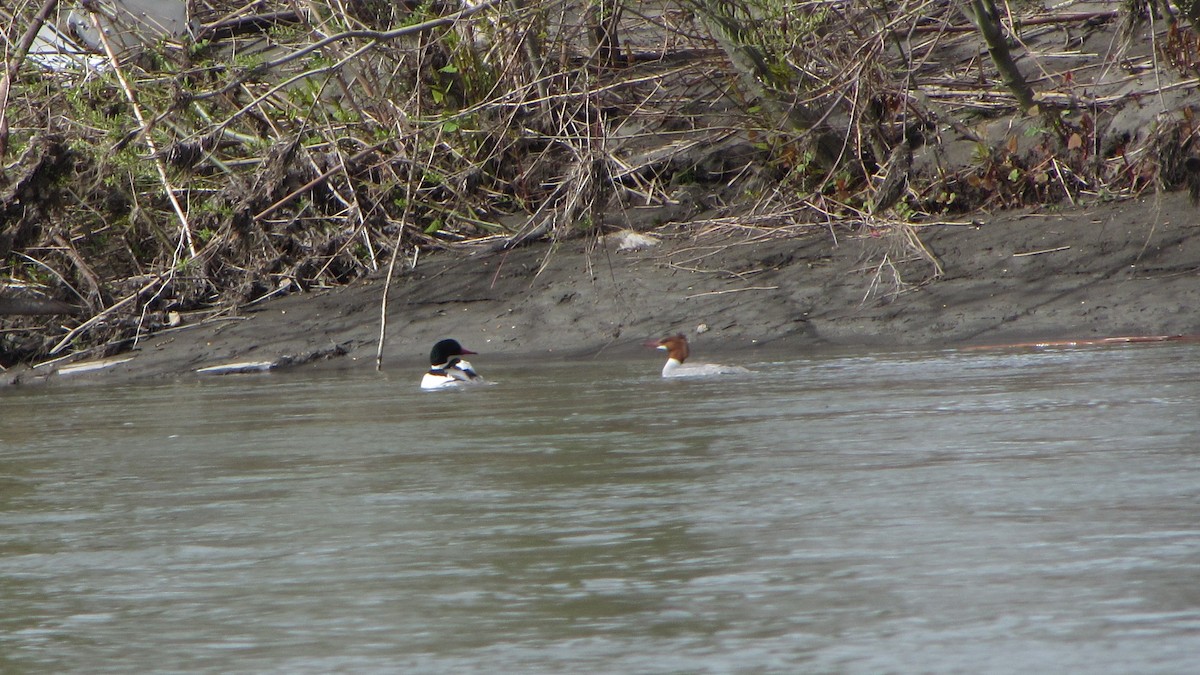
0,291,78,315
965,335,1200,350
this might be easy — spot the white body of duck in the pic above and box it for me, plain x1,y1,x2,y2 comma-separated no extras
421,339,485,390
650,334,749,378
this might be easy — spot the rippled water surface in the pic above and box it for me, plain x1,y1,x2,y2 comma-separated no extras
3,343,1200,673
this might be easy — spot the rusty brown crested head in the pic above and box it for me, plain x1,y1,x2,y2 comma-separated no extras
649,334,689,364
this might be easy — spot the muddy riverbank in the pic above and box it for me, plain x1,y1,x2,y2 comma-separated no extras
5,189,1198,387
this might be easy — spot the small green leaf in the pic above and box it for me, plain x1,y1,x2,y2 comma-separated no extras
442,120,459,133
1008,168,1020,182
439,64,459,74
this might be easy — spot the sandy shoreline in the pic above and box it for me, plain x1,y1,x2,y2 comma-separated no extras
4,190,1199,387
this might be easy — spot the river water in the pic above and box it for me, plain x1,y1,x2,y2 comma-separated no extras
2,343,1199,673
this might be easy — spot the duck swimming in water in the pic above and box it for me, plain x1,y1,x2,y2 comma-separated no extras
421,339,485,389
648,334,750,378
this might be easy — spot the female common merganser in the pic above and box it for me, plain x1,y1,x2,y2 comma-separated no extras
421,339,485,389
648,334,749,378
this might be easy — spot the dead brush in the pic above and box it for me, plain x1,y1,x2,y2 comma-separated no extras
844,212,944,305
3,0,1199,365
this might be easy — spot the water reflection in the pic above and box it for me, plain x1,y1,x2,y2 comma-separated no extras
2,344,1199,672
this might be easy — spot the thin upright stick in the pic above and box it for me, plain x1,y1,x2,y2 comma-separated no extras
88,10,197,261
375,213,407,372
0,0,62,157
376,36,444,371
375,146,428,370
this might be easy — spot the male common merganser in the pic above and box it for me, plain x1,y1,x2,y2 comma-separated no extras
421,339,485,389
649,334,749,378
